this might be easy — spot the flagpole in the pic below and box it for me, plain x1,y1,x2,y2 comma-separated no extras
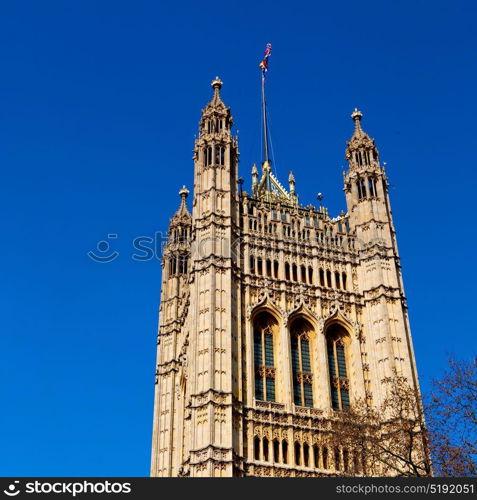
262,74,270,165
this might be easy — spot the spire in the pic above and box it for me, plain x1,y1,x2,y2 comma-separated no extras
351,108,364,137
345,108,379,169
210,76,224,104
171,185,191,223
199,77,233,136
288,170,296,195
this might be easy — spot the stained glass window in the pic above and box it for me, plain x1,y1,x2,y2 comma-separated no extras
327,325,350,411
290,319,314,407
253,313,277,402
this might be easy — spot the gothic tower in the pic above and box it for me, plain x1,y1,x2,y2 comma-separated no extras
151,80,423,477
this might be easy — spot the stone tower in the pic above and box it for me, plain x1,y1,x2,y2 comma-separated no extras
150,80,422,477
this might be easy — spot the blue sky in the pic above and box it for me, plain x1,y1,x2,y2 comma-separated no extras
0,0,475,476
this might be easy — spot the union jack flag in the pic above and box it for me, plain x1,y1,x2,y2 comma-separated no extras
259,43,272,77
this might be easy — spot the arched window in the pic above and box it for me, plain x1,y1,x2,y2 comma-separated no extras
295,442,301,466
357,177,367,199
178,255,188,274
326,324,350,411
274,261,279,279
290,318,314,407
303,443,310,467
308,266,313,284
253,312,277,402
334,447,341,471
326,270,332,287
205,146,213,166
323,447,328,469
257,257,263,275
364,150,371,166
263,438,269,461
292,263,298,281
343,448,349,472
342,272,347,290
319,268,325,286
335,271,341,289
254,436,260,460
313,445,319,468
249,255,255,274
301,265,307,283
215,145,225,165
273,439,280,463
285,262,290,281
266,259,272,278
368,177,375,196
282,441,288,464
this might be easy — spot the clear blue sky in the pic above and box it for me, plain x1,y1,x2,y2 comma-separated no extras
0,0,475,477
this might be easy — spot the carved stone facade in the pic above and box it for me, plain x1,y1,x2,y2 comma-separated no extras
150,79,421,477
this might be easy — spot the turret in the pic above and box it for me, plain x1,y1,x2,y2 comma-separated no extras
344,109,389,232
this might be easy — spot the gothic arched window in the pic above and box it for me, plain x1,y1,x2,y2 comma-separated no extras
178,255,188,274
313,445,319,468
295,442,301,466
253,312,278,402
335,271,341,289
301,265,307,283
368,177,377,197
273,439,280,463
319,268,325,286
205,146,212,166
250,255,255,274
357,177,367,199
364,150,371,166
323,447,328,469
263,438,269,461
303,443,310,467
266,259,272,278
214,145,225,166
282,441,288,464
326,324,350,411
254,436,260,460
290,318,314,407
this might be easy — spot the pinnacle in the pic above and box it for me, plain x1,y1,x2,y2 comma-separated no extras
211,76,223,90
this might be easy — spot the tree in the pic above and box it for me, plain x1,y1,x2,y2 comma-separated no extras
332,373,431,476
426,357,477,477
